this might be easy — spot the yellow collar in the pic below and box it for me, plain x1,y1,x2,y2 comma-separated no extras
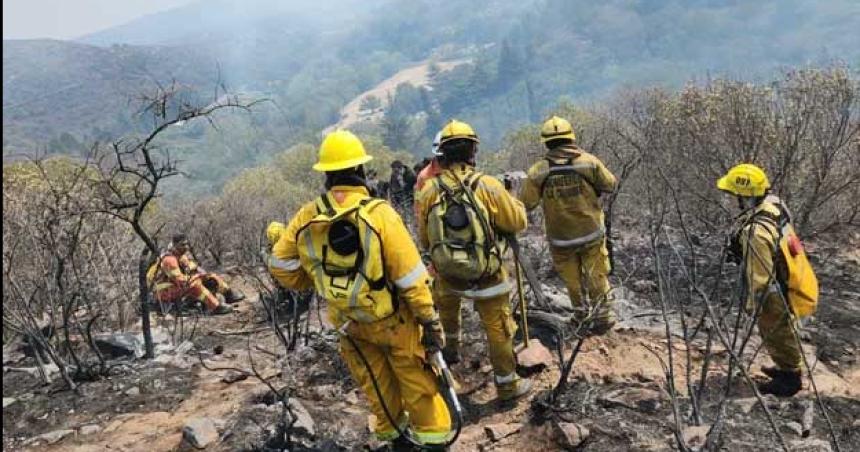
330,185,370,196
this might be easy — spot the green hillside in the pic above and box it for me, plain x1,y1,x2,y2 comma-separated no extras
4,0,859,193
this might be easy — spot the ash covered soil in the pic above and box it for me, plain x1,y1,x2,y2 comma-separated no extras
3,230,859,451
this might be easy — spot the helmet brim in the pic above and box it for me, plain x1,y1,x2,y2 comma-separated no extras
313,154,373,172
540,131,575,144
439,135,480,146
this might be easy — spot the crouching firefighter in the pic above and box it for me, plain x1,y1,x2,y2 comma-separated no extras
147,234,243,315
520,116,618,335
268,130,455,449
415,120,532,402
718,164,819,397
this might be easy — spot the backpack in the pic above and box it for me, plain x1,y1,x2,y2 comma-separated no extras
296,194,395,324
426,172,503,284
538,157,599,198
754,203,819,318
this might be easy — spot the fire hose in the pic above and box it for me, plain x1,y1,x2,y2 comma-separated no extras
338,320,463,450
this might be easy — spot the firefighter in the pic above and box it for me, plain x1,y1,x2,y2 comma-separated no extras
718,163,813,397
150,234,242,315
521,116,618,334
415,120,532,402
268,130,451,447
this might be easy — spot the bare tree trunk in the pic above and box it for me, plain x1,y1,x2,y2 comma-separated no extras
138,247,155,359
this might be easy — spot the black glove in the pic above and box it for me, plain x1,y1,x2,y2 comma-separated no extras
421,318,445,352
725,233,742,264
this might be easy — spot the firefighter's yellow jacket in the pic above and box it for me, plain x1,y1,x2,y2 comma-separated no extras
521,145,617,248
268,185,435,326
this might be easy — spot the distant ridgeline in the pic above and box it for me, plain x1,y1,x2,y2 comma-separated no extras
3,0,858,194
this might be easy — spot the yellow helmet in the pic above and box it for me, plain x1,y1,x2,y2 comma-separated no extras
313,130,373,172
716,163,771,197
439,119,479,146
541,116,576,143
266,221,287,246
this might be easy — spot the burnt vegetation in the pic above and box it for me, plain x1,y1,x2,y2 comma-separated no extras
3,66,859,451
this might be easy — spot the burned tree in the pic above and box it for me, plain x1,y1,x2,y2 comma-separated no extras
91,80,264,358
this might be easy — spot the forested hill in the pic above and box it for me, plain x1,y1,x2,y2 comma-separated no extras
4,0,859,192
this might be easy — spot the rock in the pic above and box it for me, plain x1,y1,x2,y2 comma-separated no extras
79,424,102,436
32,429,75,445
183,417,220,449
288,399,316,437
516,339,554,372
554,421,590,450
6,363,60,379
782,421,804,436
311,384,339,401
541,284,573,311
632,280,658,294
94,329,168,359
681,425,710,448
124,386,140,396
3,397,17,408
731,397,758,414
484,422,521,442
788,439,833,452
295,345,319,363
221,371,248,384
599,388,663,413
140,378,164,394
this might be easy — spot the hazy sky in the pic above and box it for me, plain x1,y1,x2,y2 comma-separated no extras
3,0,196,40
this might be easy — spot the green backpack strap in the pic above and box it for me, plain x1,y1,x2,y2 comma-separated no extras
315,193,336,217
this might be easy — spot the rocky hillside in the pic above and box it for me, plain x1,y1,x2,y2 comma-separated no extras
3,226,859,451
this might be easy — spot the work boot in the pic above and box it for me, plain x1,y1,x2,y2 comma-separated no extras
441,346,461,365
209,304,234,316
757,368,801,397
224,288,246,304
387,434,416,451
760,365,787,379
496,377,533,401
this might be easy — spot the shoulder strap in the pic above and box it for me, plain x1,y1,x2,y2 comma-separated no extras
466,171,483,191
315,194,335,217
435,174,455,196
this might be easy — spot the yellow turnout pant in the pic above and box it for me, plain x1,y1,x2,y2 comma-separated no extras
339,308,451,444
434,275,518,381
757,292,802,371
550,240,614,323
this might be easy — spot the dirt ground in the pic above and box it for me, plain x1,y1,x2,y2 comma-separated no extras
3,231,859,451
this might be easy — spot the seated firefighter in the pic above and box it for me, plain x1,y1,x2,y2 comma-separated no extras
148,234,244,315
